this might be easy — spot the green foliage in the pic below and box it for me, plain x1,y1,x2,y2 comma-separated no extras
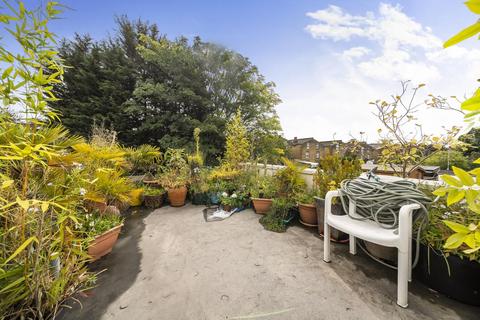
0,2,94,317
220,191,246,208
422,150,471,170
420,186,480,262
296,188,318,205
314,153,362,198
274,158,306,199
158,148,191,189
80,212,124,238
249,174,277,199
143,185,165,196
85,169,135,205
259,198,295,233
52,19,283,164
225,110,251,167
124,144,161,175
437,6,480,262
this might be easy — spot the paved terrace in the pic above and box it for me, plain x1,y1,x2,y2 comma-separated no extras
60,205,479,320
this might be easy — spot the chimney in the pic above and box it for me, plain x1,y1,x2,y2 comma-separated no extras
293,137,298,144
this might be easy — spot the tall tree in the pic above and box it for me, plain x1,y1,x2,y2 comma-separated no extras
52,17,285,164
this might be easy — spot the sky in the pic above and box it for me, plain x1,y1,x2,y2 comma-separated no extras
19,0,480,142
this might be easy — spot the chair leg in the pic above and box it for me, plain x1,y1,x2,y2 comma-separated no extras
397,249,409,308
324,223,331,263
408,229,412,282
349,235,357,255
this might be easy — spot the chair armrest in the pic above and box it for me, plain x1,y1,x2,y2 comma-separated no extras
325,190,342,220
398,203,421,251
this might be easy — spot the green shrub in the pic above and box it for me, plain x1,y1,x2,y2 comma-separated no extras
259,198,295,233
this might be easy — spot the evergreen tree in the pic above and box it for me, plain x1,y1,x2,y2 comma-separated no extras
52,17,285,164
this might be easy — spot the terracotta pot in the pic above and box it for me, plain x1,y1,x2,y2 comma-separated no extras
144,194,164,208
365,241,397,264
84,200,107,213
251,198,273,214
88,224,123,261
298,203,318,226
223,204,232,212
168,186,187,207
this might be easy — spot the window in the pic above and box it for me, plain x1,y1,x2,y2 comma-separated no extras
305,151,310,159
306,142,310,150
316,152,320,159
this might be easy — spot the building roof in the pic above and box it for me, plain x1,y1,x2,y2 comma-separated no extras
287,137,318,145
361,163,440,173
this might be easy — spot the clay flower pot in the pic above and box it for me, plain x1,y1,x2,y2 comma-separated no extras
298,203,318,226
144,194,164,208
88,224,123,261
168,186,187,207
84,200,107,213
251,198,273,215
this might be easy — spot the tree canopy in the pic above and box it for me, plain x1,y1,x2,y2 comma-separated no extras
51,17,285,164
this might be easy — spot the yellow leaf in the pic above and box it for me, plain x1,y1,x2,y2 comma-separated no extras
462,95,480,111
452,166,474,186
444,21,480,48
441,174,462,187
3,236,38,265
444,233,466,249
1,180,13,189
465,0,480,14
16,196,29,211
447,189,465,205
443,220,470,233
41,202,49,213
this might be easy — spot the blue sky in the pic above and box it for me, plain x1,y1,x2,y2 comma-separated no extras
20,1,480,141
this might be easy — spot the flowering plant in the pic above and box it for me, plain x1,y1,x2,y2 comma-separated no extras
77,211,124,238
220,192,245,208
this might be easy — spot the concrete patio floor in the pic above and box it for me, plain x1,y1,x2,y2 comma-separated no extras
60,205,480,320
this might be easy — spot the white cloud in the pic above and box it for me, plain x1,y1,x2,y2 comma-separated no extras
276,3,479,142
342,46,370,60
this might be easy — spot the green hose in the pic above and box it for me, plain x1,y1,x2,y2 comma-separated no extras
339,175,432,269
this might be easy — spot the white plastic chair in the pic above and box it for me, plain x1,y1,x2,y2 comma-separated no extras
323,190,420,308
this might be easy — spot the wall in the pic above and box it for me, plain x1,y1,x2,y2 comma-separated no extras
251,163,442,190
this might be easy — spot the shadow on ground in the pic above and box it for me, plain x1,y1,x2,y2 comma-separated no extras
58,208,151,320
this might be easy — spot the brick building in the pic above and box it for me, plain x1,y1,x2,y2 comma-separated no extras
287,137,342,162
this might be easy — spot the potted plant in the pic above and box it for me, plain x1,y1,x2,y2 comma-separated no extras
84,168,135,213
296,188,319,227
314,153,362,240
250,175,277,214
143,186,165,208
413,186,480,306
219,191,246,212
81,210,125,261
190,168,210,205
159,149,191,207
259,197,296,233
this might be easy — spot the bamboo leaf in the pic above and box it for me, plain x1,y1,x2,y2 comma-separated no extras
3,236,38,265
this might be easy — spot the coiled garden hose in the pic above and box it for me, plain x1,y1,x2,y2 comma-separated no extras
339,175,432,269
